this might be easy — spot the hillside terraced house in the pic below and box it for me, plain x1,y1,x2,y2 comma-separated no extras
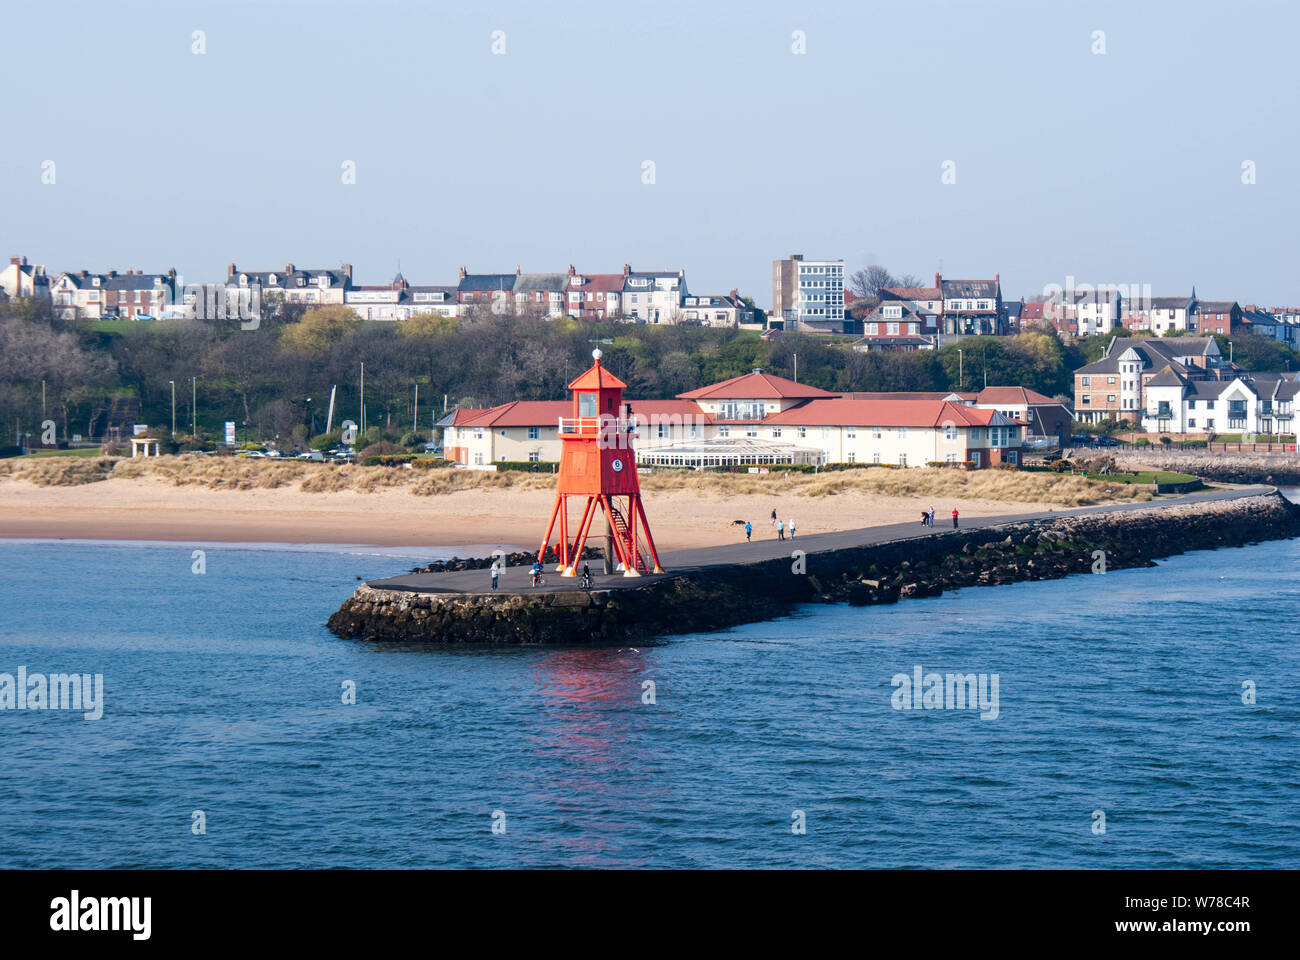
51,269,176,321
226,263,353,305
620,265,687,323
681,292,753,328
456,267,518,312
1,256,49,300
513,273,568,318
941,275,1003,336
566,267,625,321
344,272,461,320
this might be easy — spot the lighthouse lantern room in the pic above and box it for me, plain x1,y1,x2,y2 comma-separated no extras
537,349,664,577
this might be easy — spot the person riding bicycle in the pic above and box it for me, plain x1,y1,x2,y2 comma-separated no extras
580,562,592,589
530,561,543,586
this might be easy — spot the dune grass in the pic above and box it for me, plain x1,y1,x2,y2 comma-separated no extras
0,455,1151,506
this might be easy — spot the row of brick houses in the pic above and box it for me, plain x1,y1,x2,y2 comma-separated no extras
844,272,1007,346
440,370,1058,469
8,251,1299,350
1071,335,1300,435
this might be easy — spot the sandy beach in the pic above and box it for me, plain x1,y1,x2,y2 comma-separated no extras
0,469,1089,550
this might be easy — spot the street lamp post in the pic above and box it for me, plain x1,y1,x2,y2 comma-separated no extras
957,349,964,391
191,377,197,436
169,380,176,438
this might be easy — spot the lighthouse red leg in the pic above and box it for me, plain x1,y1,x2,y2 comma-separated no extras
633,495,664,573
538,495,561,566
557,496,569,570
567,496,599,577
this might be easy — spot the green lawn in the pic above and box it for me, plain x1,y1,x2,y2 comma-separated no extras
1026,465,1197,485
17,447,103,458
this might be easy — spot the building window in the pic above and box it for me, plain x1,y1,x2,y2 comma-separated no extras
1081,377,1091,386
847,453,856,463
528,451,540,462
771,427,782,438
846,428,856,439
527,426,540,440
872,452,881,464
719,426,730,438
797,427,807,438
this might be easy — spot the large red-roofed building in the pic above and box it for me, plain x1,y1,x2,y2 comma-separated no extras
440,369,1029,468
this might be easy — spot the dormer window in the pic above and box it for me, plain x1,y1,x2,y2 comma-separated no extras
266,274,276,285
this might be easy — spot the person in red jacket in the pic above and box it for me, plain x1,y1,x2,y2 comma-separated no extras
951,507,959,529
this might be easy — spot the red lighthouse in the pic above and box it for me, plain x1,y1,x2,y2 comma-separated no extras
537,349,664,578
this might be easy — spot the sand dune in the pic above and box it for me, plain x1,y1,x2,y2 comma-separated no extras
0,456,1148,550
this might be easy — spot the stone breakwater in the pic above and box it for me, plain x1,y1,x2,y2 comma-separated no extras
408,546,600,575
327,492,1300,645
1114,450,1300,485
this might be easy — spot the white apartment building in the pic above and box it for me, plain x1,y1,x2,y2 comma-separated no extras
772,254,845,333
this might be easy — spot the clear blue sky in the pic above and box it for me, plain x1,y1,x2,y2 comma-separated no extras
3,0,1297,306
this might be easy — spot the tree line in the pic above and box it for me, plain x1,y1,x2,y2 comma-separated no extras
10,294,1285,448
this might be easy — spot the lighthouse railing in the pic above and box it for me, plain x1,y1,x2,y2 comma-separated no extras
557,416,636,436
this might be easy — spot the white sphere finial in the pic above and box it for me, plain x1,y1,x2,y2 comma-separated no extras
592,348,603,361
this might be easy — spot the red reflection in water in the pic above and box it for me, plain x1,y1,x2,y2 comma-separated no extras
522,647,669,866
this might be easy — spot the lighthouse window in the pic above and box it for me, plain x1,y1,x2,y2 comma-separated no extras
578,393,598,417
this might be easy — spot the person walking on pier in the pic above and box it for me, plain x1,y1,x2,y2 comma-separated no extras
745,521,752,542
581,562,592,590
776,519,785,541
490,562,500,591
788,519,796,539
921,509,929,527
951,507,959,529
928,507,936,528
770,508,778,527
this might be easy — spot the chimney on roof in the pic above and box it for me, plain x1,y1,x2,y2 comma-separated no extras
516,265,521,275
568,264,575,277
168,267,176,279
994,272,1000,287
228,263,236,277
22,256,27,266
285,263,294,275
458,266,467,280
623,263,631,276
342,263,352,280
9,256,18,266
935,272,941,289
729,287,739,299
109,270,117,278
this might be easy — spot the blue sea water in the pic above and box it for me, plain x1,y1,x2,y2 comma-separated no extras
0,525,1296,869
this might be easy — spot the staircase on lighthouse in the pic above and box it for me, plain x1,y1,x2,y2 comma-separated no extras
537,348,665,578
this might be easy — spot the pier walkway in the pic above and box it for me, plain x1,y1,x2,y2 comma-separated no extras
368,485,1273,597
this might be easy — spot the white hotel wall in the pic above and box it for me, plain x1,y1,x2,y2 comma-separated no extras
446,420,1020,467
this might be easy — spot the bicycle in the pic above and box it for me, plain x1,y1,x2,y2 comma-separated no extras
580,572,592,590
530,573,546,587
